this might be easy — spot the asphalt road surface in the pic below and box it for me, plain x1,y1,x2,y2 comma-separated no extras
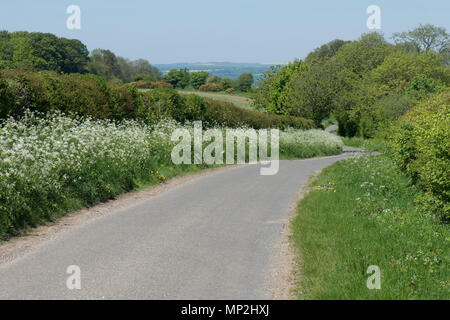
0,155,350,299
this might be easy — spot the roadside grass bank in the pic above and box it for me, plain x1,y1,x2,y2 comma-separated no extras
0,112,342,240
292,154,449,299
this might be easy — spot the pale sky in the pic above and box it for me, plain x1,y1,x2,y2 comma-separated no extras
0,0,449,63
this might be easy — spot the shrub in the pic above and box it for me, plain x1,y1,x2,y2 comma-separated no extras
182,94,207,122
1,71,137,121
138,88,184,123
225,88,235,94
199,83,223,92
389,91,450,221
128,80,173,89
0,72,13,119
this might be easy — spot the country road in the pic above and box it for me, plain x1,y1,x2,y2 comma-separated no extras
0,154,352,300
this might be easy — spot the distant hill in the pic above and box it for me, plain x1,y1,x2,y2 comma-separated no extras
154,62,285,80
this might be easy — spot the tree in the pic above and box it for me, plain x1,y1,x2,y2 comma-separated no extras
392,24,449,53
251,60,305,114
131,59,162,81
206,75,221,83
59,38,89,73
117,57,133,82
0,31,89,73
220,77,233,89
164,68,190,88
190,72,208,89
236,73,253,92
305,39,349,63
88,49,120,81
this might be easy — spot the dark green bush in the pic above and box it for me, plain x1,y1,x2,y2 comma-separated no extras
138,87,184,123
0,70,137,121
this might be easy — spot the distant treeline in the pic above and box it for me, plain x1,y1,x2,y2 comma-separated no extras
0,31,162,84
155,62,272,80
0,31,257,93
251,24,450,137
152,69,254,92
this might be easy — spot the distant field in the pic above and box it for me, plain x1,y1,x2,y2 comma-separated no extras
177,89,255,110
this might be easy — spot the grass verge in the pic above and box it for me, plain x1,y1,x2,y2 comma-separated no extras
292,154,449,299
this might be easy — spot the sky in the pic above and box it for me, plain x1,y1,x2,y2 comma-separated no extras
0,0,449,64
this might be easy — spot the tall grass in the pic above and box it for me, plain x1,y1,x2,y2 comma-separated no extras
292,155,449,299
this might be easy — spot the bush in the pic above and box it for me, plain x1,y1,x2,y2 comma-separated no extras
389,91,450,221
138,88,184,123
225,88,235,94
1,70,138,121
199,83,223,92
128,80,173,89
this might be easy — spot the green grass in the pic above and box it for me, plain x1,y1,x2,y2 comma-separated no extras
342,137,366,148
176,89,255,109
342,137,388,153
292,155,449,299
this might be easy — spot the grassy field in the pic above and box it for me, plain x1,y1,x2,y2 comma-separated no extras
292,154,449,299
176,89,255,109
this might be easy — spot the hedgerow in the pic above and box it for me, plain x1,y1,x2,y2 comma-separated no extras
0,71,314,130
389,91,450,221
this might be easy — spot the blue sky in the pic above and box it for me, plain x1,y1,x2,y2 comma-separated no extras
0,0,448,63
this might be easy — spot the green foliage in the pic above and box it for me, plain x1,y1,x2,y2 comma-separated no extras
199,82,223,92
87,49,162,84
251,28,450,138
202,97,313,129
305,39,350,63
220,77,234,89
164,68,190,88
129,80,173,89
0,30,89,73
138,88,185,123
235,73,253,92
251,60,305,114
389,91,450,221
1,70,137,121
138,88,314,129
392,24,449,54
0,72,13,118
0,70,313,132
190,72,209,89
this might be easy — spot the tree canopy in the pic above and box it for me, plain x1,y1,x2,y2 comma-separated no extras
252,26,450,137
